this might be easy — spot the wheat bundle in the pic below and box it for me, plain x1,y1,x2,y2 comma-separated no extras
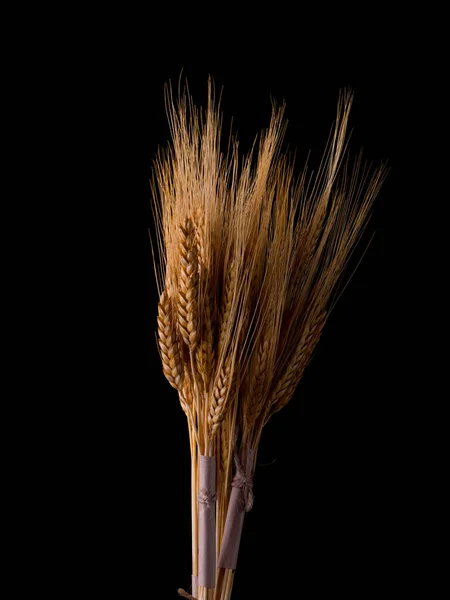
151,79,386,599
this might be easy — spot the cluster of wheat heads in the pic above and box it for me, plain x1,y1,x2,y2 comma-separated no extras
151,80,386,600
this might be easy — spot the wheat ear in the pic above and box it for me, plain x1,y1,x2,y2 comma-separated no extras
157,290,184,390
218,261,236,351
196,270,215,389
208,355,233,439
178,218,199,349
244,337,270,428
267,310,326,419
195,207,206,265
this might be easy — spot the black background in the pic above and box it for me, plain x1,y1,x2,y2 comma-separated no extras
72,20,436,600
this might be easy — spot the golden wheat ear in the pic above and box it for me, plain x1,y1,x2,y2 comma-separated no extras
157,290,184,390
178,217,199,349
267,309,327,420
